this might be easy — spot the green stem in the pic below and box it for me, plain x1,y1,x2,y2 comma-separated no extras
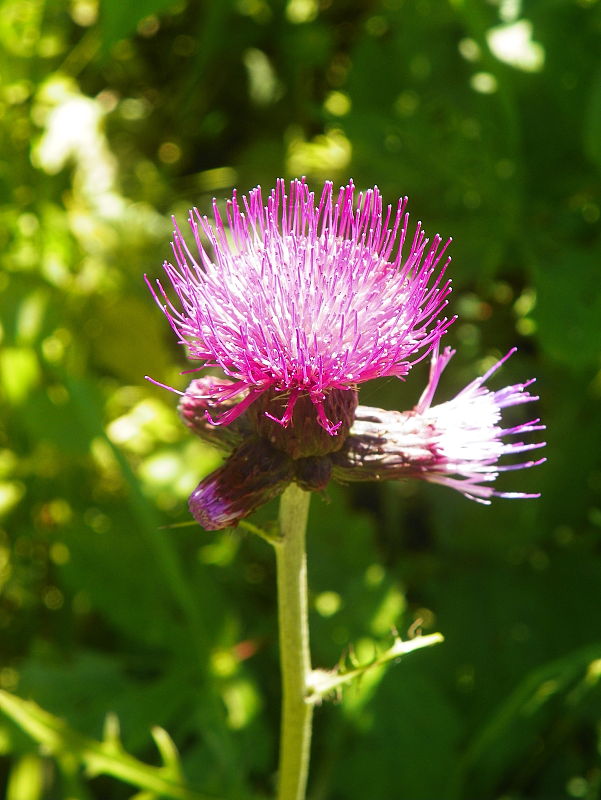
275,484,313,800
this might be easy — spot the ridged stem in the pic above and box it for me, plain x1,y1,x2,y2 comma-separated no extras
275,484,313,800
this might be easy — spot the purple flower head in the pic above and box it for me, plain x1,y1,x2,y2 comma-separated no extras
146,179,454,440
334,346,546,503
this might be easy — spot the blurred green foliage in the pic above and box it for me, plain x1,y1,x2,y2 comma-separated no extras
1,0,601,797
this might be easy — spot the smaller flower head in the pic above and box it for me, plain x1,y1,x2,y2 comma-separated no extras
189,439,294,530
334,346,546,503
147,179,454,450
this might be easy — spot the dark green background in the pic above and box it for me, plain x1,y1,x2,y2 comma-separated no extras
1,0,601,798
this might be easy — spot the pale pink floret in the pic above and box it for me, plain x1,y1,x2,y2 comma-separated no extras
146,179,454,433
416,346,546,502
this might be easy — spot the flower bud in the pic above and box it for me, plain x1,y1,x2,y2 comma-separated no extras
294,456,332,491
179,377,249,453
188,438,294,530
248,387,358,459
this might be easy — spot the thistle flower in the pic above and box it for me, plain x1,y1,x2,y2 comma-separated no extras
333,346,546,503
148,179,544,529
146,179,454,453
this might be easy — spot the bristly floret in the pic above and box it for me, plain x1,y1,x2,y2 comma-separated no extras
146,179,455,433
332,346,546,504
414,346,546,502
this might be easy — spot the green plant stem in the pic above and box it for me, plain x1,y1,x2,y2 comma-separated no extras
275,484,313,800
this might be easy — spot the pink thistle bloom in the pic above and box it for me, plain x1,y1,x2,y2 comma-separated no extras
146,179,454,436
334,347,546,503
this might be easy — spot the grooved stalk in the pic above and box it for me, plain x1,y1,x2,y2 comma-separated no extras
275,484,313,800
